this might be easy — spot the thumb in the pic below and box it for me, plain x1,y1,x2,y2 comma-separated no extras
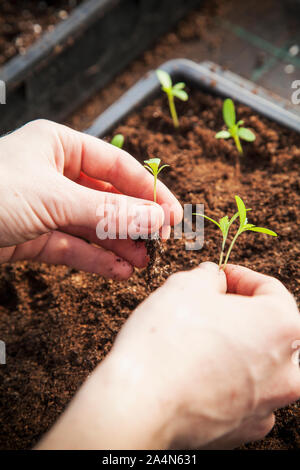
193,262,227,294
54,178,165,238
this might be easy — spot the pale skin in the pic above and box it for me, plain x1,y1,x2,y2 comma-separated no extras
0,119,182,274
0,120,299,449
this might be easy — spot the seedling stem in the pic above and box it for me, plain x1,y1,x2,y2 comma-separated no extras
168,92,179,128
144,158,169,202
156,69,188,128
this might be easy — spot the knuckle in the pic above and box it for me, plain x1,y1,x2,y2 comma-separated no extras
55,236,71,261
25,118,53,131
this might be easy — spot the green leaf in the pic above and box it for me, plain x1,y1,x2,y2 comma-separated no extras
223,98,236,129
172,89,188,101
157,164,169,175
110,134,124,149
156,69,172,90
235,195,247,227
237,120,244,126
219,216,229,237
215,130,231,139
228,208,251,229
144,158,161,166
246,226,277,236
144,165,154,175
193,213,221,229
173,82,186,90
238,127,256,142
228,211,239,227
144,158,161,176
144,158,169,177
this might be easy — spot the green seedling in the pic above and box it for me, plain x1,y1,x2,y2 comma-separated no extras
215,98,256,155
194,195,277,269
144,158,169,203
156,69,188,128
111,134,124,149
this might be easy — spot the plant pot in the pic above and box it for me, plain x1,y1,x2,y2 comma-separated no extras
0,0,203,134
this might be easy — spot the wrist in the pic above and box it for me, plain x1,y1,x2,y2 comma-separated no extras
36,350,173,450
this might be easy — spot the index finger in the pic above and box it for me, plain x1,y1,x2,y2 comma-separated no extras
225,264,290,298
57,124,183,226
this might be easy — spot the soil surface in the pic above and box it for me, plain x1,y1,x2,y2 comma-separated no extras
0,0,84,66
0,88,299,450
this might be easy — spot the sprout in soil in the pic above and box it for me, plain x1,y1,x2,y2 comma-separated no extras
111,134,124,149
156,69,188,128
144,158,169,203
215,98,256,155
194,195,277,269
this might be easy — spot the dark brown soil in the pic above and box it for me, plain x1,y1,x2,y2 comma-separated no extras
0,90,300,450
0,0,84,66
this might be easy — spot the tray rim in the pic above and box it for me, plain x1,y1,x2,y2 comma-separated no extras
86,58,300,137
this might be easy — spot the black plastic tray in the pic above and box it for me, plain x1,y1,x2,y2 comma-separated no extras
86,59,300,137
0,0,202,133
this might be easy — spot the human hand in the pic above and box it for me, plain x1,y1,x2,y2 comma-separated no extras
0,120,182,279
37,263,300,449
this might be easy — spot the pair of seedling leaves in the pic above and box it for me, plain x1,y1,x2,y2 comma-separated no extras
111,134,167,205
144,158,169,203
156,69,188,128
110,134,167,204
195,195,277,269
215,98,256,154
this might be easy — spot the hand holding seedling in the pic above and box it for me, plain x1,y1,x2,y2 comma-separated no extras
38,262,300,450
215,98,256,154
195,195,277,269
156,69,188,128
0,120,182,278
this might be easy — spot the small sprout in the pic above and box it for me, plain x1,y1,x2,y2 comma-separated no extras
194,195,277,269
144,158,169,203
215,98,256,155
156,69,188,128
111,134,124,149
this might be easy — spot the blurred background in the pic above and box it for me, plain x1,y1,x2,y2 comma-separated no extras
0,0,299,131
